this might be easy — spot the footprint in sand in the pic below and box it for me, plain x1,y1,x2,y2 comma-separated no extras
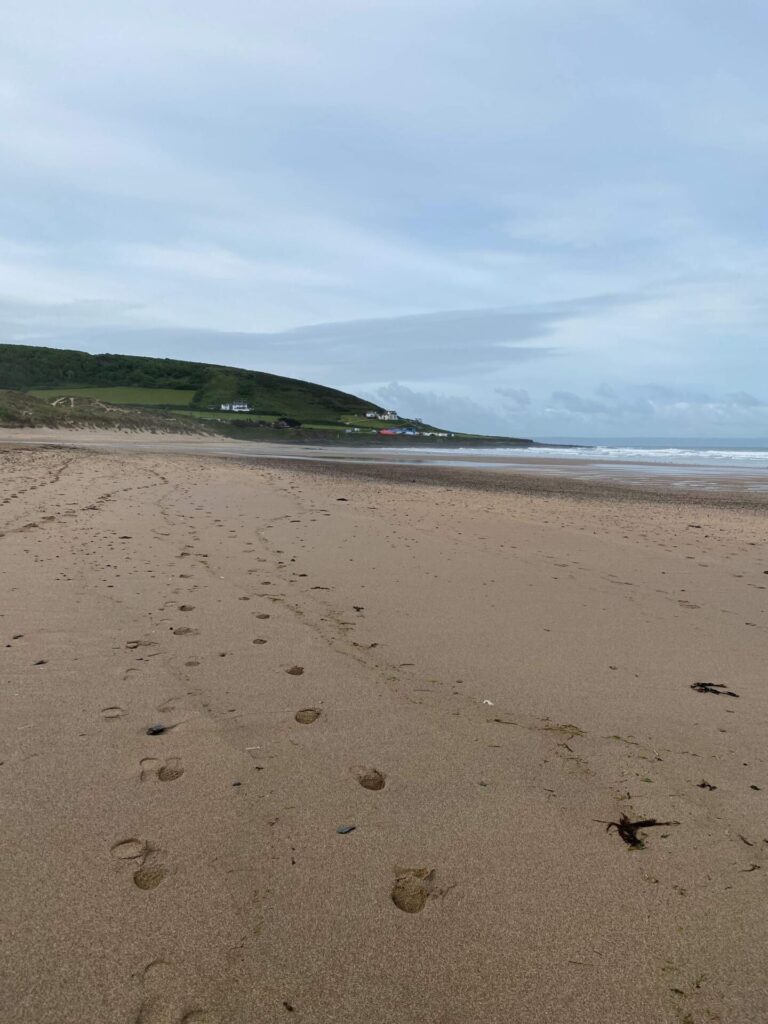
102,706,126,719
158,760,184,782
157,696,183,713
140,758,161,782
140,757,185,783
136,960,217,1024
391,868,436,913
134,865,168,891
357,768,386,791
112,838,146,861
295,708,321,724
111,838,169,890
138,999,216,1023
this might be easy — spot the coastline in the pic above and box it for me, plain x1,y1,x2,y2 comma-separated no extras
2,427,767,506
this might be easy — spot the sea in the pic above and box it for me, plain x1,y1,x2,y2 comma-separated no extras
389,437,768,491
519,437,768,469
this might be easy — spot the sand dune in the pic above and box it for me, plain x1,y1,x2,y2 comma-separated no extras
1,442,767,1023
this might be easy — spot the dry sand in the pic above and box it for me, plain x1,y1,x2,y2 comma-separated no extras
1,439,767,1023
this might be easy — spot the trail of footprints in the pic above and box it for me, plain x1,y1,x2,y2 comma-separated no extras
0,450,463,1021
99,477,429,1024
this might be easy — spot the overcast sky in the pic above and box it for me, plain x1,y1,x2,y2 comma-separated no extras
1,1,767,437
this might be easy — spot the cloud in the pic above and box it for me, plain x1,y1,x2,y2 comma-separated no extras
365,382,523,436
360,381,768,438
535,384,768,435
495,387,531,409
725,391,766,409
0,301,572,382
549,391,609,415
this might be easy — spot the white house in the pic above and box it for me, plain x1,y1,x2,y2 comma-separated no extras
365,409,398,420
220,401,252,412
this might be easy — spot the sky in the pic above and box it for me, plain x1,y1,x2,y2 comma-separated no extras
1,0,767,438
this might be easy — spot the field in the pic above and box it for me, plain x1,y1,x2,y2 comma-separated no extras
179,409,347,426
3,344,387,425
25,389,386,428
28,386,197,406
178,409,280,422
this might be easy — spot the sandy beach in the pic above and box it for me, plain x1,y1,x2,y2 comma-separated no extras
2,437,767,1023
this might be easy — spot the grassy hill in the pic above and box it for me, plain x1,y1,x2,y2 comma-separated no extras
0,342,533,444
0,388,214,433
0,343,385,424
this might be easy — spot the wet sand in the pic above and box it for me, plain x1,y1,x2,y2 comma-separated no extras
3,426,767,496
1,439,767,1023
